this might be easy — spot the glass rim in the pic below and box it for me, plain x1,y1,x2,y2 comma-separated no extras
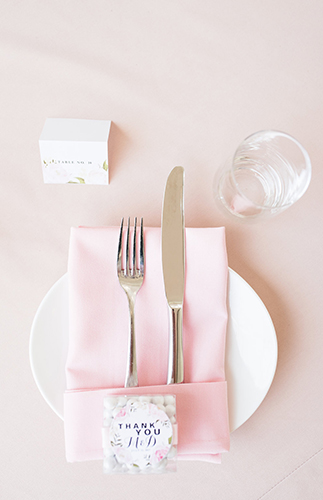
229,129,312,211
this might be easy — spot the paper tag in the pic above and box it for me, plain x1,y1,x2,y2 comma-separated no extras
39,118,111,184
102,395,177,474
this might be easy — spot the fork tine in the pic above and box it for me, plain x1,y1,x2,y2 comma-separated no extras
139,217,144,275
117,217,124,273
132,217,137,275
126,217,130,275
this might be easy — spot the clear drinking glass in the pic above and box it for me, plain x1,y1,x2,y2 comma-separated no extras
213,131,312,220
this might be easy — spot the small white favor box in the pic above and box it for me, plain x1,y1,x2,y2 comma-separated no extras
39,118,111,184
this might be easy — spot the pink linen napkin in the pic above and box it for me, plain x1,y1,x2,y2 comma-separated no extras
64,226,230,463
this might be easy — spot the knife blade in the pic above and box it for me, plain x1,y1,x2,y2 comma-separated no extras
161,166,185,384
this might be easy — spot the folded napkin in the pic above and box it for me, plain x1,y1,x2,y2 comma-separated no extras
64,226,230,464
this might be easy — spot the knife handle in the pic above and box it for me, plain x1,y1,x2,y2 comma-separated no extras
167,305,184,384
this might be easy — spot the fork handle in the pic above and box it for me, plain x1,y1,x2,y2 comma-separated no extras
167,305,184,384
125,295,138,388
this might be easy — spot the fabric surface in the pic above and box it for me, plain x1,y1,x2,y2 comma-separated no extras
65,226,230,462
2,0,323,497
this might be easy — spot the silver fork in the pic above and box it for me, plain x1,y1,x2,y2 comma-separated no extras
117,217,144,388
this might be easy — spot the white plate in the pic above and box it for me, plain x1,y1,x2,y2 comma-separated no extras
29,270,277,432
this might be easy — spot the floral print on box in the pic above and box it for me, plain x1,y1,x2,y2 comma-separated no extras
102,395,177,474
42,159,108,185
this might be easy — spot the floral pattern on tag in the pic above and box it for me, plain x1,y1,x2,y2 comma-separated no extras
102,395,177,474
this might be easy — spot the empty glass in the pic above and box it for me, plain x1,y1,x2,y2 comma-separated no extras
213,131,312,220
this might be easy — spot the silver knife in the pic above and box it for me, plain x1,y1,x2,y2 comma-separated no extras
161,166,185,384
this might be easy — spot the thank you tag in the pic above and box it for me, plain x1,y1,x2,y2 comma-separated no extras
102,395,177,474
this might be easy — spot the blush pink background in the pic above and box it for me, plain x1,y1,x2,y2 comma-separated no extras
1,0,323,499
